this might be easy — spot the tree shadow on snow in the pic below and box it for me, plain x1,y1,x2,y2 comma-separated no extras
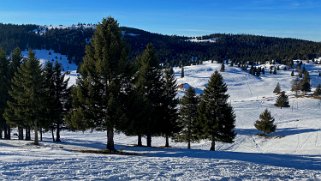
236,128,320,137
116,144,321,171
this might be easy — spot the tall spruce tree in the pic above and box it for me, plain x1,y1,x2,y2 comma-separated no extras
275,91,290,109
68,17,127,151
161,68,179,147
9,47,23,139
300,71,311,93
255,109,276,135
273,82,281,94
181,66,184,78
4,50,46,145
314,84,321,97
199,71,236,151
220,63,225,72
175,87,200,149
44,61,70,142
0,48,9,139
135,43,165,147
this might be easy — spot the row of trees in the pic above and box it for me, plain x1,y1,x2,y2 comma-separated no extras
0,48,70,144
67,18,236,151
0,17,236,151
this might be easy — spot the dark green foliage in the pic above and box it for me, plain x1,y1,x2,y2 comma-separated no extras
255,109,276,135
291,77,300,96
4,50,46,145
275,91,290,109
291,70,294,76
134,43,165,147
161,68,179,147
1,23,321,66
314,84,321,97
68,17,127,150
198,71,236,151
0,48,10,139
220,63,225,72
300,71,311,92
175,87,200,149
273,82,281,94
181,66,184,78
43,61,70,142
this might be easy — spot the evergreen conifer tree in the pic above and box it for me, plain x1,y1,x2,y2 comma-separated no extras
199,71,236,151
134,43,165,147
9,48,23,139
0,49,9,139
4,50,46,145
291,70,294,76
220,63,225,72
68,17,127,151
300,71,311,93
175,87,200,149
181,66,184,78
44,61,70,142
161,68,179,147
273,82,281,94
255,109,276,135
275,91,290,109
291,77,300,96
314,84,321,97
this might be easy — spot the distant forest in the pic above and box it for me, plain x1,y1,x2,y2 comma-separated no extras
0,23,321,66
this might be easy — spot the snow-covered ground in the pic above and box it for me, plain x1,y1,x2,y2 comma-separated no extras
1,60,321,180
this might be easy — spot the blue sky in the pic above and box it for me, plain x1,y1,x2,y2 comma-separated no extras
1,0,321,41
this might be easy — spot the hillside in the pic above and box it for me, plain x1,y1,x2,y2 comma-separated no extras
1,23,321,66
1,60,321,180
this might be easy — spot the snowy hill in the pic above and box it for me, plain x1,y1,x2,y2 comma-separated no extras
1,60,321,180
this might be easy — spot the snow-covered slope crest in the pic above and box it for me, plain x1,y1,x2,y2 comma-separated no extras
22,49,77,72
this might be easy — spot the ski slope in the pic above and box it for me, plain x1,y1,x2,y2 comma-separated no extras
1,60,321,180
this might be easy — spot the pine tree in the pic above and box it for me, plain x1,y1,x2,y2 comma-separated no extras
161,68,179,147
175,87,200,149
314,84,321,97
220,63,225,72
0,48,9,139
199,71,236,151
300,71,311,93
134,43,165,147
181,66,184,78
67,17,127,151
291,77,300,96
291,70,294,76
273,82,281,94
9,48,23,139
255,109,276,135
44,61,70,142
4,50,46,145
275,91,290,109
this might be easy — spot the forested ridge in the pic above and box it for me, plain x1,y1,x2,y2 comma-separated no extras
0,23,320,66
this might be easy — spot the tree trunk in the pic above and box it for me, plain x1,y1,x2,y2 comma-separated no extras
18,126,23,140
187,140,191,149
34,125,39,145
137,134,142,146
146,134,152,147
6,126,11,140
56,123,61,142
165,135,169,147
210,135,215,151
40,128,43,142
51,127,55,142
106,127,115,151
25,127,31,140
